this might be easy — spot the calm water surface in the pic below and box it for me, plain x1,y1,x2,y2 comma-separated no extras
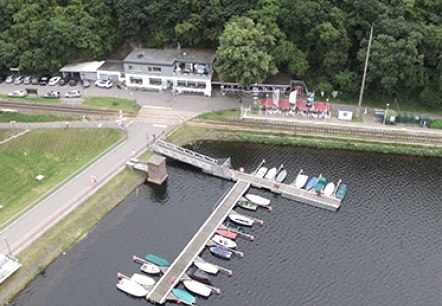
11,143,442,306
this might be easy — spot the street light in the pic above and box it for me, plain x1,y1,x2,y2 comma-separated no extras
383,103,390,125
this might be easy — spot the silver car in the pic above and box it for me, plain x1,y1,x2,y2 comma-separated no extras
8,90,28,98
13,76,25,85
64,90,81,98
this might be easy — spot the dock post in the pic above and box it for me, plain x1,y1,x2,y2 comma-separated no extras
147,155,168,185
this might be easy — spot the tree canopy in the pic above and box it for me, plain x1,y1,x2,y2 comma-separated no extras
0,0,440,108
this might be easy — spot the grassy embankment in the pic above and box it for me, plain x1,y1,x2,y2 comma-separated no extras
0,111,76,123
0,94,140,112
181,109,442,157
0,129,124,225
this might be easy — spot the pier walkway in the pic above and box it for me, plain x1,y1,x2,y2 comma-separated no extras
147,180,250,304
150,141,341,211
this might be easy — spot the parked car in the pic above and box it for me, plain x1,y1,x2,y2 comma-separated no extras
39,76,49,85
82,79,90,88
43,91,60,98
64,90,81,98
8,90,28,98
5,75,15,84
13,76,25,85
31,76,40,85
48,76,61,86
95,79,113,88
69,78,79,86
23,76,32,85
59,75,70,86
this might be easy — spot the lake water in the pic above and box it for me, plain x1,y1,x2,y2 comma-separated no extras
10,143,442,306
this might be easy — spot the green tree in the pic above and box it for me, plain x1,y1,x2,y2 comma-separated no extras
215,17,277,86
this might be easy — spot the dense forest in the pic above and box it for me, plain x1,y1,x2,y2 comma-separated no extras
0,0,441,107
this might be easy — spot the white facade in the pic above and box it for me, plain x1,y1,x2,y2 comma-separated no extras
338,109,353,121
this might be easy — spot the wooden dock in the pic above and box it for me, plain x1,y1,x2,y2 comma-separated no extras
146,180,251,304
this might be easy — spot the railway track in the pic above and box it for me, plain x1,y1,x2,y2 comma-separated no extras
0,101,138,117
192,118,442,145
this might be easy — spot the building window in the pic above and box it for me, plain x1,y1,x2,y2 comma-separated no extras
129,77,142,85
149,78,162,86
128,65,133,70
148,66,161,73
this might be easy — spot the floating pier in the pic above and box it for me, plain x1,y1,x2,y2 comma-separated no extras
146,180,250,304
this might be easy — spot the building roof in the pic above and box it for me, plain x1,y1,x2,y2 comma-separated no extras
60,61,105,73
124,48,216,65
97,60,124,72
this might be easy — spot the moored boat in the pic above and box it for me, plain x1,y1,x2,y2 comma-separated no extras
228,213,254,227
212,234,237,249
172,288,196,305
264,167,277,180
294,170,309,188
335,183,347,200
129,273,156,287
116,277,148,297
305,176,318,190
245,194,270,206
183,279,212,297
275,169,287,183
194,261,219,275
140,262,161,275
187,267,213,285
223,221,248,233
315,177,327,193
323,182,335,196
256,167,268,178
145,254,170,267
236,200,258,211
216,229,238,240
209,246,233,260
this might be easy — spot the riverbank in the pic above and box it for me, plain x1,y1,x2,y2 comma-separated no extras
0,166,148,305
169,122,442,157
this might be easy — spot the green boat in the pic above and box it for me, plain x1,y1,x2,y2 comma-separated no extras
315,177,327,193
223,221,248,234
237,200,258,211
172,288,196,305
145,254,170,266
335,184,347,200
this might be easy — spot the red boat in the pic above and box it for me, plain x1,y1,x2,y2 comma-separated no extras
216,229,238,240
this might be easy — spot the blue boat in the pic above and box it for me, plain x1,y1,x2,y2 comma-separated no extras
209,246,232,260
145,254,170,266
335,184,347,200
172,288,196,305
305,176,318,190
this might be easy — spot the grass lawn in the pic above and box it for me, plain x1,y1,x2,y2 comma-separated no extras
84,97,141,112
197,108,240,120
0,129,20,141
0,128,124,225
0,94,60,104
0,111,76,123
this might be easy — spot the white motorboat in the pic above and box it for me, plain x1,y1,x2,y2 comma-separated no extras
211,234,237,249
229,213,254,227
194,261,219,275
256,167,268,178
264,167,277,180
245,194,270,206
294,170,309,189
140,262,161,275
130,273,156,287
323,182,336,197
116,278,148,297
182,279,211,297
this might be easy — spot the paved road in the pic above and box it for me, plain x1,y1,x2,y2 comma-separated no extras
0,121,170,255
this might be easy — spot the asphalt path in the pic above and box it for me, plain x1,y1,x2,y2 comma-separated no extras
0,121,170,255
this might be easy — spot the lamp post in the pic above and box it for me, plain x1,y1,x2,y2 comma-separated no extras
383,103,390,125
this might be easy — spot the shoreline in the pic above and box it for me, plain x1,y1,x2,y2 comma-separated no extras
1,121,440,304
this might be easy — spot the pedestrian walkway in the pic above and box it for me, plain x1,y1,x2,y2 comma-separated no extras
135,106,198,125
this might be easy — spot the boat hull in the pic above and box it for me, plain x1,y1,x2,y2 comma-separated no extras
140,263,161,275
116,278,148,297
194,261,219,275
229,214,254,227
294,174,308,189
183,280,212,297
187,267,213,285
145,254,170,267
209,246,232,260
256,167,268,178
245,194,270,206
172,288,196,305
275,169,287,183
212,234,237,249
264,167,277,180
237,200,258,211
216,229,238,240
323,182,335,196
305,176,318,190
336,184,347,200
